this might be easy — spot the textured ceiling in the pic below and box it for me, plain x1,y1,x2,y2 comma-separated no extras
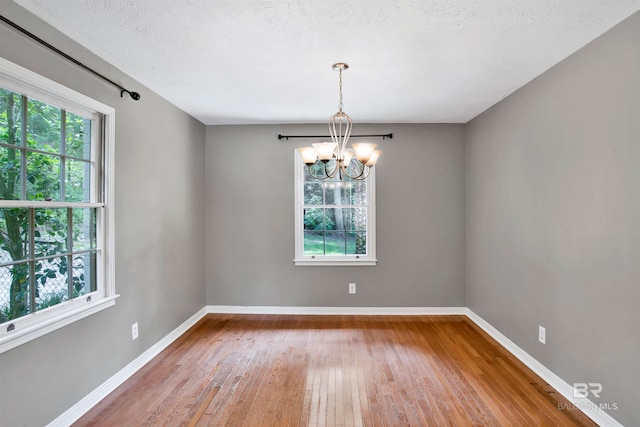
13,0,640,125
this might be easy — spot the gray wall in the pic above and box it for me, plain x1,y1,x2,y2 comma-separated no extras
206,124,466,307
0,4,206,426
2,1,637,425
465,11,640,426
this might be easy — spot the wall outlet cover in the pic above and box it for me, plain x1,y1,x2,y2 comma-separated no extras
132,322,139,340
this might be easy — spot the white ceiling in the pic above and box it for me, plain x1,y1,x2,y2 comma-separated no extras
14,0,640,125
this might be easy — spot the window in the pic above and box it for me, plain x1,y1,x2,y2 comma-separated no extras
294,150,376,266
0,57,116,353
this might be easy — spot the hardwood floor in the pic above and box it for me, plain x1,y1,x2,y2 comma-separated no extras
74,314,596,426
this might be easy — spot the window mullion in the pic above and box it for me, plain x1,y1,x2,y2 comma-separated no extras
60,109,66,202
20,95,27,200
97,115,103,204
323,206,327,255
67,207,73,299
342,207,347,255
322,182,326,255
28,208,36,313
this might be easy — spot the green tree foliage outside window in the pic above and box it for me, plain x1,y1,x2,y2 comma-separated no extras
0,87,97,324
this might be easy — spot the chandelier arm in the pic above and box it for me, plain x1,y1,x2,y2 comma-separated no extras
343,115,352,154
307,164,331,180
324,160,339,178
337,117,342,152
361,167,371,180
340,160,369,180
305,160,342,180
329,112,353,160
329,116,338,147
355,166,371,180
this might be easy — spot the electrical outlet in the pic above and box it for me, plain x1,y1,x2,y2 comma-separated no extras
349,283,356,294
538,325,545,344
132,322,139,341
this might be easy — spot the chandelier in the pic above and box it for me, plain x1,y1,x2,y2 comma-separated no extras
298,63,381,180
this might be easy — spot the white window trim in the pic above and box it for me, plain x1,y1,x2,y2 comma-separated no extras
0,56,118,354
294,150,377,266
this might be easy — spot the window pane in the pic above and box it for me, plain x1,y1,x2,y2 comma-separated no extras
27,98,61,153
303,183,322,205
0,207,30,262
0,88,22,147
347,232,366,255
72,251,96,296
72,208,97,251
34,208,68,258
26,152,60,201
343,181,367,205
35,256,69,310
65,158,91,202
341,208,367,231
353,208,367,231
0,146,22,200
304,231,324,255
324,182,344,205
0,261,31,322
65,112,91,160
324,231,346,255
341,208,353,230
324,208,344,231
318,181,368,206
303,208,324,231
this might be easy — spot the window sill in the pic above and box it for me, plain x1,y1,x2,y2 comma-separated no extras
0,294,119,354
294,258,377,267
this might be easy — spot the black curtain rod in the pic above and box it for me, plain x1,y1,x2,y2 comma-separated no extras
0,14,141,101
278,133,392,140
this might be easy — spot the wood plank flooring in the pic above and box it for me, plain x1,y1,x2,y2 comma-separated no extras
74,314,597,426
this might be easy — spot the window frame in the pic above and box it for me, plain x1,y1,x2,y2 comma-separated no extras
0,56,117,354
294,149,377,266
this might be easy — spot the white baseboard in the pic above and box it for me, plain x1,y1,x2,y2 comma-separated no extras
206,305,467,315
47,307,208,427
464,309,622,427
49,305,622,427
